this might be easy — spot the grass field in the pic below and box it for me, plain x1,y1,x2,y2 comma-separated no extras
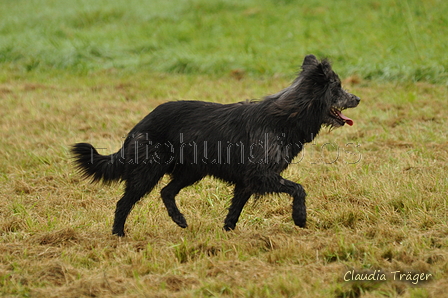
1,0,447,297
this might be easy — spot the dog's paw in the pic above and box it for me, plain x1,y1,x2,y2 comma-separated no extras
173,214,188,228
223,224,236,231
292,199,306,228
177,222,188,228
112,229,126,237
292,207,306,228
292,217,306,228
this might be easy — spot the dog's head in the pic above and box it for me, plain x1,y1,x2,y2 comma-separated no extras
301,55,360,128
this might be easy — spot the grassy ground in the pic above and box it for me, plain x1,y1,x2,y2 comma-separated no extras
1,0,448,82
1,0,448,297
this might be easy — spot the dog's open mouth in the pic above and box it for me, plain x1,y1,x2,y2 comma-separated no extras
330,107,354,126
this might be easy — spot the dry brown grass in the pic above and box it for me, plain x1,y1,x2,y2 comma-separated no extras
0,72,447,297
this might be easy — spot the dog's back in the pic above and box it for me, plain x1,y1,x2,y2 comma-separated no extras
123,100,284,184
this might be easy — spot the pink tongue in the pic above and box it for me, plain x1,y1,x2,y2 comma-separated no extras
336,110,354,126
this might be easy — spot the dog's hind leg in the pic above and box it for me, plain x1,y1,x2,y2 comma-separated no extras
160,173,203,228
112,168,165,237
223,185,252,231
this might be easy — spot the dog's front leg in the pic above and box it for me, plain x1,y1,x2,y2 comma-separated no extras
223,185,252,231
277,177,307,228
245,173,307,229
291,187,307,228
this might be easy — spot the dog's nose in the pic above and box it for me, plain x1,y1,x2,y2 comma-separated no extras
354,96,361,103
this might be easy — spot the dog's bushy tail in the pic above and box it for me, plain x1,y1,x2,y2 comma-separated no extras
71,143,124,183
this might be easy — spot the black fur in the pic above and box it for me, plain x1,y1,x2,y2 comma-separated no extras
71,55,360,236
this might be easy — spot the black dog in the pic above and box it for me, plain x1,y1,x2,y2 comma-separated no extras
71,55,360,236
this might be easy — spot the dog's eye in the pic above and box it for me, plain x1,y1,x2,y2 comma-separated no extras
332,85,341,95
332,81,341,89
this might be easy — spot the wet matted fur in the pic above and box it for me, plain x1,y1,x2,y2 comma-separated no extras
71,54,360,236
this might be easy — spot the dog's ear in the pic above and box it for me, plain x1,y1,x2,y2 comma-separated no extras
320,59,333,76
302,55,319,69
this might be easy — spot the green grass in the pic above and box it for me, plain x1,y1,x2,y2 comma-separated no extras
1,0,448,297
1,0,448,82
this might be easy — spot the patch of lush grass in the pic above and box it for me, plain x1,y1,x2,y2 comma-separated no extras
1,0,447,82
